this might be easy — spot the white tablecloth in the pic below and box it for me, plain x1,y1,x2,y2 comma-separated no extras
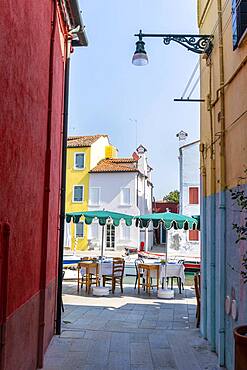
142,263,185,284
80,262,121,276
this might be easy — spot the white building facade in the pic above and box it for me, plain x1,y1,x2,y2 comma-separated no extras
168,140,200,260
88,145,153,252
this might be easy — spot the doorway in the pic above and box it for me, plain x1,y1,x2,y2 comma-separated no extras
106,224,115,250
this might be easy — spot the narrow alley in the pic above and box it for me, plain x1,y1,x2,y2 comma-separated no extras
43,283,220,370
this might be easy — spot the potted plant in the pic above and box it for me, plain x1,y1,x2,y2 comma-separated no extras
160,259,167,265
230,178,247,370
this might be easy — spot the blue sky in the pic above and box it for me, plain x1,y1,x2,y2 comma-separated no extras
69,1,199,199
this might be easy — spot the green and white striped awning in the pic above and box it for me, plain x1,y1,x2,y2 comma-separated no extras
135,212,199,230
66,210,134,227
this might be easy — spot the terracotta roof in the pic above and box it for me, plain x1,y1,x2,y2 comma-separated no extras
67,135,108,148
90,158,138,173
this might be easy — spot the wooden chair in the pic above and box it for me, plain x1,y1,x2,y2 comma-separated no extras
194,273,201,328
103,258,125,294
137,264,159,295
77,261,99,294
134,258,144,289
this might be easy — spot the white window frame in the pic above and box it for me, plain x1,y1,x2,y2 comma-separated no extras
75,222,84,239
72,185,84,203
120,223,131,241
120,187,131,206
88,221,99,240
74,152,85,170
89,187,101,206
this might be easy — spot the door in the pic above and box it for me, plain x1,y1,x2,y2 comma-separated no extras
160,225,166,244
106,224,115,250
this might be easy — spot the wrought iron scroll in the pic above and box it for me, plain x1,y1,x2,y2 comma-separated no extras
163,35,213,55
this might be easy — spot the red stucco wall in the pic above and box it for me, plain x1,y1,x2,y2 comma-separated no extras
0,1,66,368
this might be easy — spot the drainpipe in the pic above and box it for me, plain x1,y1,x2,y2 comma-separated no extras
37,2,57,368
0,222,10,370
55,35,71,336
217,0,226,365
178,147,183,214
200,145,207,339
209,58,216,351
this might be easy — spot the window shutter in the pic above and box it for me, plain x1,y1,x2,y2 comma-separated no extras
189,230,199,241
189,187,199,204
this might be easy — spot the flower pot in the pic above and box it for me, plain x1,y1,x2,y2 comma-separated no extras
234,325,247,370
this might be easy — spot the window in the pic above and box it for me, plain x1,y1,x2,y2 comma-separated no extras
189,187,199,204
120,224,130,241
74,153,85,169
73,185,84,202
232,0,247,49
189,230,199,241
121,188,131,205
89,187,100,206
106,224,115,249
75,222,84,238
88,222,99,239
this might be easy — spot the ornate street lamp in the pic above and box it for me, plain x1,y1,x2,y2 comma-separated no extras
132,30,213,66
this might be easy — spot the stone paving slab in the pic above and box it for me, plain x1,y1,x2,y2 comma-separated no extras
42,282,221,370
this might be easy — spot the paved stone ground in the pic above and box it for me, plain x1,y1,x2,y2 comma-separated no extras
42,282,221,370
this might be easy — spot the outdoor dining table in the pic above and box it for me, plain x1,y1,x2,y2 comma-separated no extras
141,261,185,293
79,260,115,276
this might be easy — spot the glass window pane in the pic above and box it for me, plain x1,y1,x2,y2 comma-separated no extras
75,153,85,169
76,222,84,237
73,186,83,201
121,188,130,205
89,188,100,205
88,223,98,239
120,224,130,240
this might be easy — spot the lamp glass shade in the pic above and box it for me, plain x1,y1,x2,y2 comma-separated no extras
132,52,148,66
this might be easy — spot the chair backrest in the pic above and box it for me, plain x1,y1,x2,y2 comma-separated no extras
135,258,144,274
81,256,98,261
194,273,201,303
112,258,125,277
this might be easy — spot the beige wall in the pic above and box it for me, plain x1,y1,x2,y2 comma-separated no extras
199,0,247,196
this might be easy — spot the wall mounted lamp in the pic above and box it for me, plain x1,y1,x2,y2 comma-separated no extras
132,30,213,66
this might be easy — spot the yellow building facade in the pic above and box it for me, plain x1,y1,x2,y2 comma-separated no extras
65,135,115,251
198,1,247,368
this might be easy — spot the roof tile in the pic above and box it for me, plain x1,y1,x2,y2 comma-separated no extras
90,158,138,173
67,135,108,148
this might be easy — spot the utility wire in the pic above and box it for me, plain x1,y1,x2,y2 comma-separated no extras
187,75,200,99
179,0,235,99
181,60,200,99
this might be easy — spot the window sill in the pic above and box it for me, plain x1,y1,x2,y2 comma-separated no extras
72,201,84,203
